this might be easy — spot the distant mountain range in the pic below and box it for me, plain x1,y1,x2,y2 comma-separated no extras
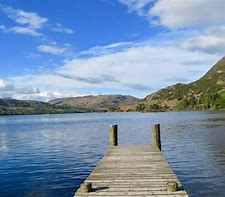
1,57,225,115
0,98,89,115
0,95,139,115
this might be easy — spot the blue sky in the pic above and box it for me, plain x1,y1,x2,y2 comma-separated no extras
0,0,224,100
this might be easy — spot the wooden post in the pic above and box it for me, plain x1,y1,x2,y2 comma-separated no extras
151,123,161,150
80,182,92,193
109,125,118,147
166,181,178,192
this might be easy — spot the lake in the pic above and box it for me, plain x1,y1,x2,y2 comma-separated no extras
0,112,225,197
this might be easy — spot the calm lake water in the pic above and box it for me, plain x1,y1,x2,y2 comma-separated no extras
0,112,225,197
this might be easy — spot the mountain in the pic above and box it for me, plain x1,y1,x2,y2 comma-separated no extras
49,95,139,112
0,98,52,115
0,98,88,115
135,56,225,112
0,95,139,115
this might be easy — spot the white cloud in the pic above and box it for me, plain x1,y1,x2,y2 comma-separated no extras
0,78,40,99
119,0,153,16
103,42,133,49
37,43,72,55
0,4,47,36
181,27,225,54
1,5,47,29
119,0,225,30
80,42,134,56
9,26,42,36
9,42,219,100
150,0,225,29
0,79,14,92
0,77,72,101
51,23,74,34
0,79,7,90
60,44,218,88
37,45,66,55
0,4,73,37
13,90,72,101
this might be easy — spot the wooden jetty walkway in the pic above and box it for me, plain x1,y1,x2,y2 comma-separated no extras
74,124,189,197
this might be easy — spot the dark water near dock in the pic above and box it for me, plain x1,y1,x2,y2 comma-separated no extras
0,112,225,197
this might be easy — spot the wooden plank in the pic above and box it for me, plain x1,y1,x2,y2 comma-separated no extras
74,145,189,197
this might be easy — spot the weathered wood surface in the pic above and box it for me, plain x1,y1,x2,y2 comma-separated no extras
74,145,188,197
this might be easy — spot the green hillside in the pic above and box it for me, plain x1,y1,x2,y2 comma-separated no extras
136,57,225,112
0,98,89,115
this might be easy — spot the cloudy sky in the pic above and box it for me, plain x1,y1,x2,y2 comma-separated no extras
0,0,224,101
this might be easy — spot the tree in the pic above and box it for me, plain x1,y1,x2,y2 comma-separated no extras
136,103,146,112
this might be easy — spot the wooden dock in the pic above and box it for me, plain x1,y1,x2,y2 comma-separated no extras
74,124,189,197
